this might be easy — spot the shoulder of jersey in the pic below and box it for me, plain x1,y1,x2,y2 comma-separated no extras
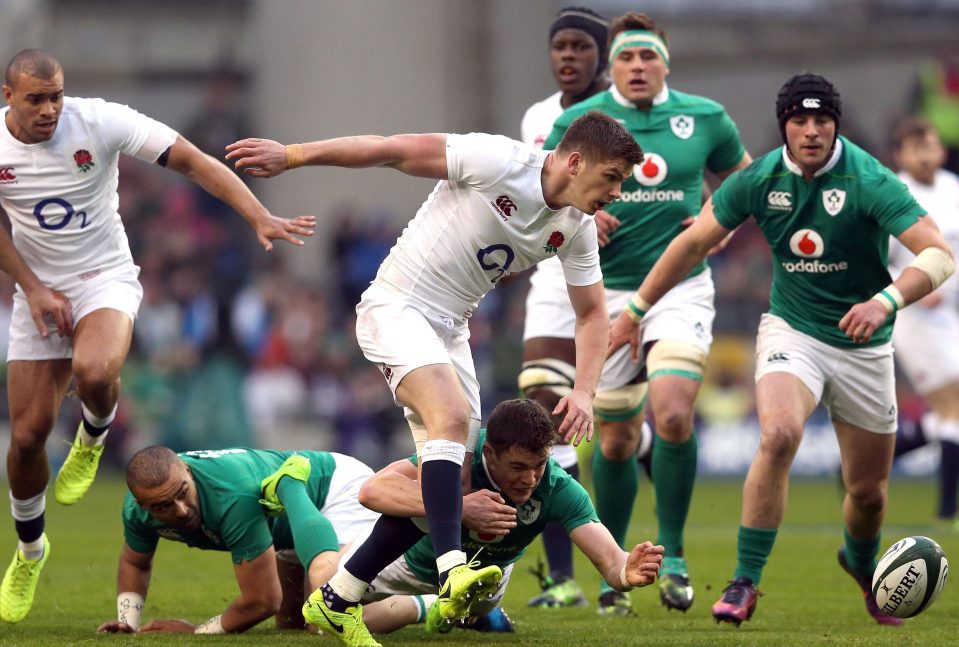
665,88,727,115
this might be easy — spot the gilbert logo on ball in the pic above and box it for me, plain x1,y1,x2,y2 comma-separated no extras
872,536,948,618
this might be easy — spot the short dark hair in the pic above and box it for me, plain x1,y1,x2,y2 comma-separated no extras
609,12,668,47
891,116,938,152
484,399,557,458
4,49,62,87
126,446,181,492
556,110,643,166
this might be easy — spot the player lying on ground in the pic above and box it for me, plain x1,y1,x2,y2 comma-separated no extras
302,399,663,647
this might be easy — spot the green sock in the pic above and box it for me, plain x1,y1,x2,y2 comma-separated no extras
652,435,698,557
276,477,339,566
592,449,639,593
734,526,778,585
843,527,880,575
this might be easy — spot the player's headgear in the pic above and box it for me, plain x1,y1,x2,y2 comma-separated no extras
550,7,610,78
776,73,842,142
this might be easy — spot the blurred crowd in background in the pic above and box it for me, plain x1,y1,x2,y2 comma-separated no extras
0,47,956,477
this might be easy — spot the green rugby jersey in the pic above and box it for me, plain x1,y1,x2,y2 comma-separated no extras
122,448,336,564
404,430,597,585
712,137,925,348
544,86,746,289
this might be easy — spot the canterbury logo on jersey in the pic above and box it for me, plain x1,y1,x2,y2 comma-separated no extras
0,167,16,183
492,195,516,220
766,352,789,363
767,191,792,211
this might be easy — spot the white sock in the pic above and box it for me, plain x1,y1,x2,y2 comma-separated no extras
436,549,467,575
79,403,116,447
413,594,438,623
327,569,368,604
19,536,44,561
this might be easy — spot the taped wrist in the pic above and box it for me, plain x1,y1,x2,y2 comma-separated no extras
285,143,303,169
117,592,144,630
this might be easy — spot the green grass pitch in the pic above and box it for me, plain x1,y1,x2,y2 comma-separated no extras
0,474,955,646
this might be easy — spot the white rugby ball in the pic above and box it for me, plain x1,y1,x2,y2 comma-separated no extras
872,535,948,618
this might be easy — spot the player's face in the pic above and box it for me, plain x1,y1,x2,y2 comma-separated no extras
483,445,548,505
784,113,837,173
135,463,202,532
610,47,668,107
550,29,600,96
2,71,64,144
571,156,631,214
895,131,946,185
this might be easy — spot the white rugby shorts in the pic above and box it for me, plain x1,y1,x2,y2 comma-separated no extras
600,270,715,391
355,282,481,424
892,306,959,395
754,313,897,434
7,266,142,361
324,453,380,545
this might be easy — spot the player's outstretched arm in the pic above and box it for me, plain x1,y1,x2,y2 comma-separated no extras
225,133,450,180
97,543,153,633
570,522,663,591
163,136,316,252
556,280,607,446
0,220,72,337
359,458,517,535
137,546,283,635
609,198,731,360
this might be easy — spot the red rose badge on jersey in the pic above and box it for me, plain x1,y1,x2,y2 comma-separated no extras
544,231,565,254
73,149,94,173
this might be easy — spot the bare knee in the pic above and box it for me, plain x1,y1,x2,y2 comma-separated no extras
757,422,803,466
654,405,693,442
846,481,886,516
72,355,120,398
9,416,55,454
599,422,640,460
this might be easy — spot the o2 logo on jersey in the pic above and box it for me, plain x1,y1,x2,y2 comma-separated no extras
33,198,89,230
477,243,515,284
788,229,824,258
633,152,668,187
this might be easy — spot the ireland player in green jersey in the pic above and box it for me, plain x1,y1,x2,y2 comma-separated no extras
539,11,750,615
97,447,379,636
610,74,955,627
349,399,663,636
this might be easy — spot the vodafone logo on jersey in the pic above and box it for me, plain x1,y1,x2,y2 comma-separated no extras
782,228,849,274
468,529,505,544
633,153,668,187
789,229,824,258
0,167,16,183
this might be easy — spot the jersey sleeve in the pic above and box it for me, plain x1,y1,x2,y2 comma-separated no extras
121,493,160,555
864,170,926,237
711,168,754,230
705,110,747,175
445,133,517,191
95,99,178,163
549,473,600,533
558,220,602,286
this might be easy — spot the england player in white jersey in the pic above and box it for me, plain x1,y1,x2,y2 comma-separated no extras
0,49,315,624
518,5,613,610
226,111,642,647
888,117,959,523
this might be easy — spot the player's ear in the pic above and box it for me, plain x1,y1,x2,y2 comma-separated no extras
567,151,583,176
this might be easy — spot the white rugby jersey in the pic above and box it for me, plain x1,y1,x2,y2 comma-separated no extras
520,91,563,149
374,133,600,317
0,97,178,287
889,169,959,308
521,92,568,288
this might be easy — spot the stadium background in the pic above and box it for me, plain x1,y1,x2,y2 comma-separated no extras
0,0,956,482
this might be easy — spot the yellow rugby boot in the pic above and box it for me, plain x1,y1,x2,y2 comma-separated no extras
55,424,105,505
0,534,49,623
302,589,381,647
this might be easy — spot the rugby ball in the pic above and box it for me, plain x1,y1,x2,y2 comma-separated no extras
871,536,948,618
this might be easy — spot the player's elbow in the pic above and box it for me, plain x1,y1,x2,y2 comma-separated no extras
357,480,381,511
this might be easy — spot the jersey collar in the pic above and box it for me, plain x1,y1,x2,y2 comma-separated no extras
609,82,669,109
480,451,505,494
781,137,844,178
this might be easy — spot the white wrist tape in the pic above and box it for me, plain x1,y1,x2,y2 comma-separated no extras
870,285,905,314
909,246,955,290
194,614,225,634
625,292,652,323
117,592,144,631
619,564,634,591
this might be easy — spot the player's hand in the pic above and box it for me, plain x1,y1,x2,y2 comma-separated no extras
250,213,317,251
97,620,136,633
838,299,889,344
625,541,665,588
554,389,594,446
594,209,621,247
462,489,516,536
225,138,289,177
24,285,73,338
138,619,197,634
608,310,643,363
